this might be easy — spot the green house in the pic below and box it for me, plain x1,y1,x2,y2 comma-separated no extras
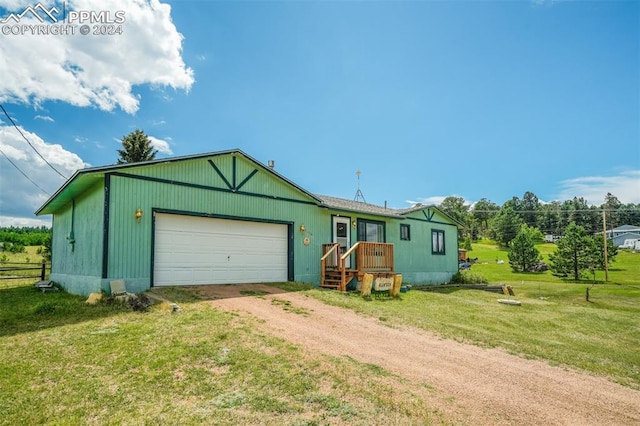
36,149,460,296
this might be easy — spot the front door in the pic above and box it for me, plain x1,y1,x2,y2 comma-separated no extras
333,216,351,268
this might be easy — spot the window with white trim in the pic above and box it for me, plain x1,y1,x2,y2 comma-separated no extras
432,229,445,254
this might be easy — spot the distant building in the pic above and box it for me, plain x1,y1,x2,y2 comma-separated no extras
600,225,640,247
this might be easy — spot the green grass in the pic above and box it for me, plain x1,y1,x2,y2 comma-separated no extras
465,242,640,285
2,244,639,423
0,285,446,425
0,246,49,289
304,280,640,390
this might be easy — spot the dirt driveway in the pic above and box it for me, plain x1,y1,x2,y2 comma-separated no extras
186,284,640,425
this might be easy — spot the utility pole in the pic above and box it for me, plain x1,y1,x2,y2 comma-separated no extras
602,210,609,282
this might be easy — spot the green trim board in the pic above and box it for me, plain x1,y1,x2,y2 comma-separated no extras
406,216,458,227
101,174,110,279
108,172,319,207
36,149,324,215
37,149,460,294
207,157,259,192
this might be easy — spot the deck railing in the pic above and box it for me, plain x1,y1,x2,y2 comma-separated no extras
320,243,340,287
356,242,394,272
322,242,394,291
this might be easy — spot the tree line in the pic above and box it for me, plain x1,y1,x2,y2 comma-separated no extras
438,191,639,247
0,226,51,247
438,192,638,281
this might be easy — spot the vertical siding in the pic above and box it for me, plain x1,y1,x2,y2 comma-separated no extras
106,153,331,285
394,209,459,283
50,182,104,276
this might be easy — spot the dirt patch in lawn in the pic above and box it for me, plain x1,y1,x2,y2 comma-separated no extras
184,284,640,425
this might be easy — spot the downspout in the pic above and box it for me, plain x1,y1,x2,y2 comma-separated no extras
102,174,111,279
67,200,76,252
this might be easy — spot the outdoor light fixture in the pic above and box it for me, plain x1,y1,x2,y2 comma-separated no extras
299,224,306,233
352,220,357,228
135,208,143,222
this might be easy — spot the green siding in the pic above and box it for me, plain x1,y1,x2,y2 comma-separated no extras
397,209,459,283
118,154,314,203
45,151,460,294
49,182,104,295
344,209,459,284
105,153,330,290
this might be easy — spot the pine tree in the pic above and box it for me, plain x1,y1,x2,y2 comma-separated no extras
508,224,542,272
116,129,157,164
490,205,523,247
549,222,595,280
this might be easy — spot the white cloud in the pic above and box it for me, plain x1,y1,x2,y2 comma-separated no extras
34,114,54,122
0,123,87,223
406,195,474,207
405,196,448,206
0,215,52,227
148,135,172,155
556,171,640,205
0,0,194,114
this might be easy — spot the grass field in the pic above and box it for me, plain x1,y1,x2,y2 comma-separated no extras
0,246,49,289
463,240,640,285
0,284,447,425
1,244,639,424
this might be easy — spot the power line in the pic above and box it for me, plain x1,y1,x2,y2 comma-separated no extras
0,147,51,196
0,104,68,180
470,209,639,213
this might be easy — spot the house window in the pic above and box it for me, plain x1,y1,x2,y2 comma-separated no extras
432,229,445,254
400,224,411,241
357,219,385,242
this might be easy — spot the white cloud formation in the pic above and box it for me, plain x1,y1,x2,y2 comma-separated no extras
34,114,54,122
405,196,448,206
405,195,473,207
0,0,194,114
0,123,87,224
0,215,52,227
556,171,640,205
148,135,172,155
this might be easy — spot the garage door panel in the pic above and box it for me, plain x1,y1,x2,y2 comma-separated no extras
154,214,289,286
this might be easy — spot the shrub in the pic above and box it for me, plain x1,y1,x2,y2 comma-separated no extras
450,271,489,284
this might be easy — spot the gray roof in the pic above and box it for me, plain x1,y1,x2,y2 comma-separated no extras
614,225,640,231
314,195,461,225
316,195,404,218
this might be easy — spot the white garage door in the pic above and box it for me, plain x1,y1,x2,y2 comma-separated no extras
154,213,289,286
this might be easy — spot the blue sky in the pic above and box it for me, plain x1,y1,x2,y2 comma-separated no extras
0,0,638,226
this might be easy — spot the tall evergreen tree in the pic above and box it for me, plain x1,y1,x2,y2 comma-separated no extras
490,205,523,247
508,224,542,272
591,235,617,271
116,129,158,164
521,191,540,228
549,222,595,280
540,201,562,236
471,198,500,238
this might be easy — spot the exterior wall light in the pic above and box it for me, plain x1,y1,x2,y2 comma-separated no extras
299,224,306,233
135,208,143,222
352,220,357,228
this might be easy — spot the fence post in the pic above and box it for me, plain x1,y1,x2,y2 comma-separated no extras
41,261,46,281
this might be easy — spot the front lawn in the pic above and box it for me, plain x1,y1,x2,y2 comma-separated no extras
0,285,445,425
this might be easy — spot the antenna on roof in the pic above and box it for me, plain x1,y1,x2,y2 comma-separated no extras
354,170,366,203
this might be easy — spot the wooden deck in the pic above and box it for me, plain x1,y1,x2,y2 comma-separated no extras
321,242,394,291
